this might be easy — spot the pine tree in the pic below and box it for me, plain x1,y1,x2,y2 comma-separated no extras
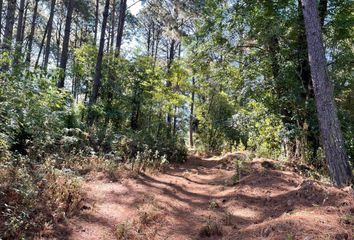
58,0,75,88
301,0,352,187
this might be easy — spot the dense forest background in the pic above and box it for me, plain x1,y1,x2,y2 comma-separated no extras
0,0,353,238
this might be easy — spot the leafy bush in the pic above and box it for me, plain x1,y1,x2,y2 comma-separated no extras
116,133,187,165
0,66,74,159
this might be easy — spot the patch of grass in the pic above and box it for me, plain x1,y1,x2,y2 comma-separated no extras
115,222,133,240
286,232,295,240
111,164,140,181
273,162,286,171
231,159,251,183
246,152,256,161
342,214,354,225
223,211,232,225
136,204,162,226
115,202,163,240
208,199,219,209
199,220,223,237
231,174,240,185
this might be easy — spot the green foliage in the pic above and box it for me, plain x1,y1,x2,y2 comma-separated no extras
187,0,354,168
116,131,187,164
239,101,283,158
0,60,74,158
195,91,235,153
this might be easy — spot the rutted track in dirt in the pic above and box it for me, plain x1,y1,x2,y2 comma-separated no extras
51,154,354,240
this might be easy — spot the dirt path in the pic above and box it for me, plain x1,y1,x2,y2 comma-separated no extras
60,155,353,240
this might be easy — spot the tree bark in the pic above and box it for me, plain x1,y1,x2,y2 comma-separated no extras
56,16,63,66
167,39,176,70
301,0,352,187
88,0,110,120
166,39,176,131
189,77,195,147
151,22,155,56
0,0,3,43
57,0,75,88
147,24,151,55
94,0,99,44
115,0,127,56
2,0,16,51
21,1,29,44
43,0,56,68
130,83,141,130
35,23,48,68
107,20,111,52
12,0,26,67
296,0,317,162
153,30,161,68
173,106,178,136
16,0,26,46
110,0,116,48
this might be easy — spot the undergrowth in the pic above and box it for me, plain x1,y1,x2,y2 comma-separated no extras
0,127,176,239
115,201,164,240
0,156,82,239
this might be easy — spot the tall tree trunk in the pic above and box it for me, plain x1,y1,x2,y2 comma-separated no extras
13,0,26,67
166,39,175,131
268,36,280,89
21,1,29,43
56,16,63,66
110,0,116,48
57,0,75,88
173,42,181,136
103,0,118,126
43,0,56,68
165,39,176,135
94,0,99,44
301,0,352,187
147,25,151,55
88,0,110,124
189,77,195,147
173,106,178,136
26,0,39,64
115,0,127,56
35,23,48,68
15,0,26,47
167,39,175,70
178,41,182,58
296,0,317,162
0,0,3,43
2,0,16,51
107,21,111,52
74,20,78,48
130,84,140,130
153,30,160,68
151,22,155,56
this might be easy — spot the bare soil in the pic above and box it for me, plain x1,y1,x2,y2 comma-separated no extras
45,154,354,240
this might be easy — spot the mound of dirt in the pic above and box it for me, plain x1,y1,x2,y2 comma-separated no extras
225,158,354,240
